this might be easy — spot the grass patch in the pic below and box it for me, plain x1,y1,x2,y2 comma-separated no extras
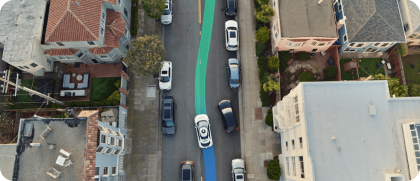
340,58,384,80
131,0,139,36
17,79,38,102
297,52,310,60
402,55,420,86
90,77,120,102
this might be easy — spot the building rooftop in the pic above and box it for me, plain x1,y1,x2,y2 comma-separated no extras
0,144,16,180
300,81,418,181
0,0,46,63
45,0,102,42
279,0,337,38
104,9,126,48
407,0,420,33
15,118,88,181
342,0,406,42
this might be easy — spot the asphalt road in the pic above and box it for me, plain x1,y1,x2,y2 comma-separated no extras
161,0,241,179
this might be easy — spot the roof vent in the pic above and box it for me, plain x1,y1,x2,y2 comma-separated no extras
318,0,323,4
369,105,376,116
76,1,80,5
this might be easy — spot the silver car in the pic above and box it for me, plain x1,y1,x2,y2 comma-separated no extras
232,159,246,181
161,0,173,25
227,58,240,88
194,114,213,149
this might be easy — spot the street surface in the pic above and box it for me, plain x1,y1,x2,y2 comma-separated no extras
161,0,241,179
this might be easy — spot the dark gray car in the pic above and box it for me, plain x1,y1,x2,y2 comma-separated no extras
162,96,175,135
227,58,240,88
180,161,194,181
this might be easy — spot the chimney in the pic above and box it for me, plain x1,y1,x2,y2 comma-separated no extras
336,16,346,30
318,0,323,4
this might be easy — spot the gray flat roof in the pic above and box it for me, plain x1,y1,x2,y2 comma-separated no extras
16,119,87,181
279,0,337,38
301,81,414,181
0,144,16,180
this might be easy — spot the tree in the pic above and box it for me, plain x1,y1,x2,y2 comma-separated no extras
299,72,314,82
255,4,274,23
267,158,281,180
255,27,270,43
398,43,408,57
265,109,273,128
268,56,279,72
263,75,280,92
125,35,166,76
373,74,408,97
142,0,165,19
324,65,338,79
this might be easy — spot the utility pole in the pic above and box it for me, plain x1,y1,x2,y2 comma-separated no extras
0,77,66,106
2,70,10,93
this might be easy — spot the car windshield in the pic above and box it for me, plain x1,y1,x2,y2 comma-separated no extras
160,76,170,82
228,45,238,48
230,79,239,84
163,9,171,15
234,168,244,173
162,120,174,127
236,174,244,179
228,27,237,30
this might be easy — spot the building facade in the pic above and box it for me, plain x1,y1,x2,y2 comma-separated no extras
272,81,420,181
334,0,406,54
269,0,338,54
399,0,420,46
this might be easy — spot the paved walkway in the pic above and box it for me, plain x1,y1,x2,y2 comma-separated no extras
238,0,282,180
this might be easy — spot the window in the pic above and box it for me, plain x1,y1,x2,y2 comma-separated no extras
112,167,117,175
47,57,55,65
125,27,129,37
292,140,295,150
118,139,123,147
343,48,356,52
118,0,121,4
108,50,116,57
56,42,64,46
293,43,301,47
381,43,389,47
296,115,300,122
87,41,95,45
24,66,29,69
302,42,307,46
356,43,365,47
76,51,84,58
106,148,114,154
95,167,100,175
120,36,127,44
100,55,108,59
96,146,104,153
101,11,106,34
286,157,290,176
295,104,299,114
373,43,380,46
299,137,303,149
103,147,109,154
98,126,105,132
124,8,128,17
292,157,296,176
272,0,275,7
30,63,38,68
113,149,121,155
343,34,347,42
311,41,317,46
348,43,355,47
125,45,131,50
286,42,292,47
364,48,378,53
104,167,109,175
404,24,410,32
101,135,106,143
338,0,342,11
285,141,288,151
300,156,305,178
317,42,326,47
275,33,278,39
273,24,276,31
311,49,318,53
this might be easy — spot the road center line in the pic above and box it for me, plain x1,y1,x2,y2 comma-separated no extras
198,0,201,24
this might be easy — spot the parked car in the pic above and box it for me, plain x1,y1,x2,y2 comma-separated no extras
218,100,239,132
161,0,173,25
159,61,172,90
180,161,194,181
161,96,175,134
225,20,239,51
225,0,237,16
227,58,240,88
194,114,213,148
232,159,246,181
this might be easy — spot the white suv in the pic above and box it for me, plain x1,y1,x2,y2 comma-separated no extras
161,0,173,25
232,159,246,181
159,61,172,90
225,20,239,51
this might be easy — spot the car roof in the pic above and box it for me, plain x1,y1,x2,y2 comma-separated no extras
225,20,238,28
230,66,239,79
161,61,171,70
222,108,236,127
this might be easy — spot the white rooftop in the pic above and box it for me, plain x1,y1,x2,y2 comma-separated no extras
0,0,46,63
300,81,420,181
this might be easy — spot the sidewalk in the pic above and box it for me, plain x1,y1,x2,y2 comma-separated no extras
238,0,282,181
123,2,163,181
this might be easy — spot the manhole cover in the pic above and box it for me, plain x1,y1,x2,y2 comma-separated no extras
146,85,156,100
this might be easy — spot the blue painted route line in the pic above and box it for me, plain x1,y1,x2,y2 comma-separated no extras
202,147,217,181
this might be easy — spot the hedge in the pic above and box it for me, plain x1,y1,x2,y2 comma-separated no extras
267,158,281,180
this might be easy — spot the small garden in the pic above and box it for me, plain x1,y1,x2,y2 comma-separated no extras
340,58,385,80
401,55,420,96
130,0,139,36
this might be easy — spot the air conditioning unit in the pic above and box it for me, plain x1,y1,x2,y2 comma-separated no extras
112,122,117,127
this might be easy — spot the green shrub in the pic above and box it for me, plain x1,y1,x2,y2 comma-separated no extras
255,4,274,23
142,0,165,19
258,56,268,69
259,69,269,84
267,158,281,180
324,65,338,79
263,78,280,92
260,85,272,107
299,72,314,82
256,42,269,57
398,43,408,57
409,85,420,97
265,109,273,128
297,52,311,60
255,27,270,43
373,74,408,97
268,56,279,72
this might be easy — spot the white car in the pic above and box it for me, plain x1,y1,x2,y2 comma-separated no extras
232,159,246,181
161,0,173,25
225,20,239,51
194,114,213,149
159,61,172,90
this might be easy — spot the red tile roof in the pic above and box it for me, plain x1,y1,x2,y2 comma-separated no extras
45,0,102,42
88,47,114,55
104,9,126,48
45,48,79,55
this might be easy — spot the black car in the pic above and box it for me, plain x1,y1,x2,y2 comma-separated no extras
180,161,194,181
225,0,237,16
218,100,239,132
162,96,175,134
